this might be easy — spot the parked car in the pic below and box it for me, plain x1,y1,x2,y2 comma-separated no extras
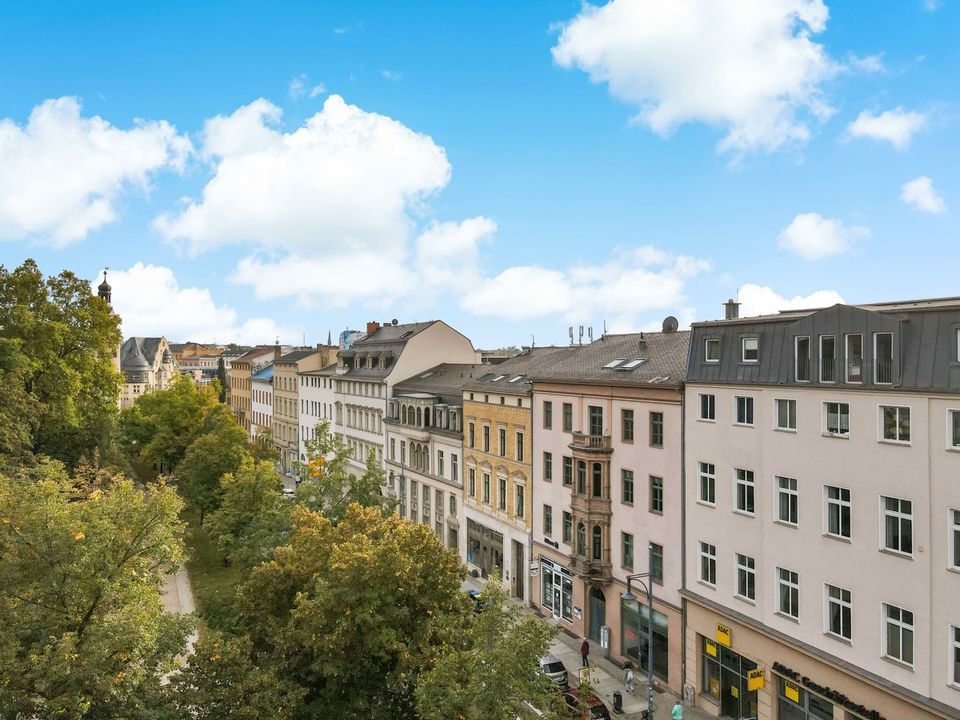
539,653,568,688
562,688,611,720
282,487,296,500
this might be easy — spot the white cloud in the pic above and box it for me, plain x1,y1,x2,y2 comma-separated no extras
551,0,837,155
288,74,326,100
900,176,946,213
737,283,844,317
413,217,496,291
99,263,301,344
0,97,191,245
923,0,943,11
777,212,870,260
380,70,403,82
845,107,928,149
461,246,711,323
846,53,885,74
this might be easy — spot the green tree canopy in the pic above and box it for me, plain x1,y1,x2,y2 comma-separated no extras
0,461,191,719
175,414,250,523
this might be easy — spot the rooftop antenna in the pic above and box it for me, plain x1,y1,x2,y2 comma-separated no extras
588,327,593,343
578,325,584,346
531,334,535,348
602,320,607,337
568,326,574,346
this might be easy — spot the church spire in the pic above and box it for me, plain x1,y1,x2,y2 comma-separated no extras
97,268,112,305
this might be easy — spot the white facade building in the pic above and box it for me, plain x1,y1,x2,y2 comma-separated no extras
298,367,338,462
250,364,273,440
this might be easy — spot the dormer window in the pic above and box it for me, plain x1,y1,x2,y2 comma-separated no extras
874,333,893,384
741,337,759,363
354,356,361,369
819,335,836,383
704,338,720,363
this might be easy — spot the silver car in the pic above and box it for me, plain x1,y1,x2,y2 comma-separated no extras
539,653,568,688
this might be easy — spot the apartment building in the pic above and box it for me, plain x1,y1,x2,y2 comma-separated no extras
250,363,273,441
273,345,337,473
230,345,284,436
298,364,338,462
683,299,960,720
531,326,688,694
118,336,178,409
384,363,484,553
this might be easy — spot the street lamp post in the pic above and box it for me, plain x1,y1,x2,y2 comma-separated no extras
622,561,656,718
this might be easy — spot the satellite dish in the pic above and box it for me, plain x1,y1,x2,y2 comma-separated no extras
662,315,679,333
391,319,399,326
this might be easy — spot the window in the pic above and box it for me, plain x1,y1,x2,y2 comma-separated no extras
845,334,863,383
795,336,811,382
699,542,716,586
468,422,475,448
648,543,663,584
819,335,836,382
742,337,759,362
588,406,603,436
650,412,664,447
516,431,525,461
735,553,756,601
469,468,476,497
544,504,553,536
649,476,663,514
452,454,458,482
882,496,913,555
563,511,572,543
875,332,894,384
622,409,634,441
591,463,603,498
515,484,525,519
482,472,490,503
951,509,960,570
825,584,852,640
576,461,586,495
950,410,960,449
622,532,634,569
880,405,911,443
951,626,960,686
498,428,506,457
699,393,716,421
735,396,754,425
482,425,490,452
823,402,850,436
562,403,573,432
543,452,553,482
401,441,406,465
577,523,586,556
883,604,914,666
622,469,635,504
698,462,716,505
776,567,800,619
543,401,553,429
591,525,602,561
390,438,395,460
438,450,445,477
774,398,796,431
776,476,798,525
734,468,755,515
825,486,851,539
498,477,507,510
704,338,720,362
562,456,573,486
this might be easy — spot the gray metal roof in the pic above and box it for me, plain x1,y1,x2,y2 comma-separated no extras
393,363,487,405
120,337,168,374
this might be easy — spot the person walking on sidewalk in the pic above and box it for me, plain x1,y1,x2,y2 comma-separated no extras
580,638,590,667
672,701,684,720
624,663,635,694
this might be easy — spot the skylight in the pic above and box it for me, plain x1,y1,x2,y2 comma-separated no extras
622,358,647,369
508,375,524,383
492,374,506,382
603,358,628,368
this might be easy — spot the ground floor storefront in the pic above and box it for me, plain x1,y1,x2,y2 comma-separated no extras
684,596,953,720
464,510,528,601
532,543,682,693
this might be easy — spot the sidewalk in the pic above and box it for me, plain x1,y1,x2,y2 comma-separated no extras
463,575,713,720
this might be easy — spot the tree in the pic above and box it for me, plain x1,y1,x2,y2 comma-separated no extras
296,420,394,523
216,357,227,403
416,578,564,720
0,338,41,470
0,259,122,467
0,461,191,719
175,415,250,523
233,505,471,720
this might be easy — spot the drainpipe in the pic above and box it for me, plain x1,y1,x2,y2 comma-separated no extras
679,383,688,695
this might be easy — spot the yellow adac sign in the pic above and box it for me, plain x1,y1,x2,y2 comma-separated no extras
705,639,718,658
716,623,732,647
747,668,765,691
784,680,800,703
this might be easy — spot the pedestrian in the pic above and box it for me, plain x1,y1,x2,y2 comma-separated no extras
580,638,590,667
624,663,635,694
672,700,684,720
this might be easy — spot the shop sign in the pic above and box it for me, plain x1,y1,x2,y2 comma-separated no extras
705,639,718,657
773,662,887,720
784,681,800,703
529,563,539,577
715,623,732,647
747,668,765,691
574,607,582,620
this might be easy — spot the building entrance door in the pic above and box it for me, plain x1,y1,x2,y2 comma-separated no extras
588,587,606,641
512,540,525,599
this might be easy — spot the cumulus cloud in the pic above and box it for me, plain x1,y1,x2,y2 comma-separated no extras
0,97,191,245
777,212,870,260
900,176,946,213
461,246,711,323
845,107,928,149
737,283,844,317
99,263,301,344
551,0,837,155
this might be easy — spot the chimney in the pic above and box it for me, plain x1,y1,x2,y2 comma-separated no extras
366,321,381,335
724,299,740,320
274,341,281,364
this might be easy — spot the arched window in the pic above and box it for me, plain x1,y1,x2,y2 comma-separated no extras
401,406,408,424
577,523,586,557
577,461,586,495
424,408,431,427
416,407,422,427
592,463,603,498
592,525,602,561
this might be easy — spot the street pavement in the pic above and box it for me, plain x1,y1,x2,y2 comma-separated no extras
160,565,198,668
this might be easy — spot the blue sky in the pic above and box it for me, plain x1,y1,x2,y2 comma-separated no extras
0,0,956,348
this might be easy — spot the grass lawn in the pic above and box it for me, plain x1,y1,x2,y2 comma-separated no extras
182,508,245,632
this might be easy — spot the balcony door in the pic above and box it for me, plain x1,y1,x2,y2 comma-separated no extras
588,406,603,436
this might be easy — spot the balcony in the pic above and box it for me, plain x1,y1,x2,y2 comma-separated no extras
875,357,893,384
570,555,612,582
569,432,613,454
570,493,612,519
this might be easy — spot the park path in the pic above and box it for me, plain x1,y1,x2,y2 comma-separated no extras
160,566,198,672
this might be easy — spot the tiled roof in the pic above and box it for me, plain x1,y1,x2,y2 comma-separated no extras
356,321,433,345
462,346,580,393
278,349,318,364
393,363,487,405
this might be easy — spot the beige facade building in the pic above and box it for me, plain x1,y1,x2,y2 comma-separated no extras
118,336,179,409
230,346,282,436
273,346,337,473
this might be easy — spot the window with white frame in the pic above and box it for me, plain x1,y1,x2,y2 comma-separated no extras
949,509,960,571
845,334,863,383
951,626,960,686
515,483,525,519
950,410,960,449
774,398,796,431
776,567,800,619
882,496,913,555
698,462,716,505
734,468,755,514
880,405,911,443
875,332,894,384
823,402,850,437
699,541,717,586
820,335,836,383
795,335,811,382
735,553,756,601
883,604,914,666
622,469,634,504
705,338,720,362
543,452,553,482
776,476,798,525
742,337,759,362
699,393,716,421
825,584,852,640
825,485,851,539
735,396,754,425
